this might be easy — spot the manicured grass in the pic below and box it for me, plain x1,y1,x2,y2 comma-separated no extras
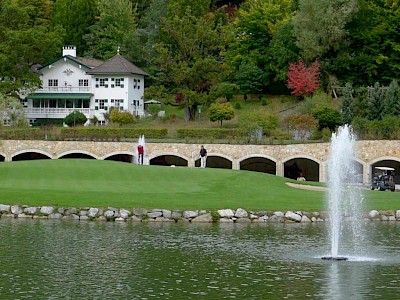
0,159,398,211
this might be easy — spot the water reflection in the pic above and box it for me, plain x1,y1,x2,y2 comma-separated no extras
0,219,400,299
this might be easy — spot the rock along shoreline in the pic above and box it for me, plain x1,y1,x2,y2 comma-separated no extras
0,204,399,223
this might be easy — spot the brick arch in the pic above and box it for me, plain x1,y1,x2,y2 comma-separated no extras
283,155,321,182
149,153,189,167
195,152,233,169
239,154,277,175
369,156,400,184
12,149,53,161
57,150,98,159
102,151,134,163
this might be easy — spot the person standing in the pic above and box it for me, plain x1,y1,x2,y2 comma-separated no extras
199,145,207,168
137,145,144,165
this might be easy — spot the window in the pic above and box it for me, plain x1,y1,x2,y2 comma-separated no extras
114,99,123,110
48,79,58,87
99,99,107,110
79,79,89,87
115,78,124,88
99,78,109,88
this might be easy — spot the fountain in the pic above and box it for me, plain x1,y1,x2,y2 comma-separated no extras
322,125,365,261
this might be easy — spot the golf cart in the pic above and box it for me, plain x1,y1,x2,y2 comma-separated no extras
371,166,396,192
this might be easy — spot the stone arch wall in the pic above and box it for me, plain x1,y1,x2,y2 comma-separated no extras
1,140,400,184
57,150,99,159
11,149,53,161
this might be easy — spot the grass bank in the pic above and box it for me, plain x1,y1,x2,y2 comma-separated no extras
0,159,397,211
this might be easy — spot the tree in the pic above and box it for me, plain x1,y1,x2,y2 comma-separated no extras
383,80,400,117
341,83,354,124
0,93,27,126
84,0,139,61
287,59,320,97
151,0,227,121
312,107,342,130
0,0,64,94
367,82,385,120
52,0,97,55
109,109,136,126
207,102,234,126
238,110,278,137
293,0,358,61
226,0,295,93
64,111,87,127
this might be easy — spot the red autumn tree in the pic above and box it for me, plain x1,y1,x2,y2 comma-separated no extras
287,59,320,97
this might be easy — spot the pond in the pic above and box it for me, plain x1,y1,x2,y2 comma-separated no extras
1,219,400,299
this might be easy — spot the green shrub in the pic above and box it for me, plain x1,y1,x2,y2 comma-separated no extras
64,111,87,127
0,128,42,140
109,110,136,126
234,102,241,110
60,127,168,140
177,128,240,139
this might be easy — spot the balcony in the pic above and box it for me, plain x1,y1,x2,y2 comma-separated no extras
26,108,95,119
38,86,93,93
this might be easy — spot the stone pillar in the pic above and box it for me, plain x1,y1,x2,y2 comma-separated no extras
276,161,284,177
364,163,371,185
232,160,239,170
319,162,326,183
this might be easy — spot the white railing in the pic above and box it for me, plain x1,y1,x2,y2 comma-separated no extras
26,108,94,116
38,86,93,93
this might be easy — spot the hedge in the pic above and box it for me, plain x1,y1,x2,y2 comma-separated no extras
177,128,241,139
60,127,168,140
0,128,43,140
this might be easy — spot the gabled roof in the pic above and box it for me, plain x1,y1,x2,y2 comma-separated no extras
86,54,149,76
39,55,103,71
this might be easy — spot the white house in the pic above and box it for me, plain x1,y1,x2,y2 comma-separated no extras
25,46,148,125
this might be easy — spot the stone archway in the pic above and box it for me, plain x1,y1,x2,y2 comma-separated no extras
371,159,400,184
104,154,133,163
240,156,276,174
0,154,5,162
59,153,96,159
12,151,51,161
150,155,188,166
284,158,320,182
195,155,232,169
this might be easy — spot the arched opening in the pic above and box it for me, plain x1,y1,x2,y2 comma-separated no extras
105,154,133,163
284,158,320,182
0,155,5,162
240,157,276,174
59,153,96,159
195,155,232,169
372,160,400,184
12,152,51,161
150,155,188,166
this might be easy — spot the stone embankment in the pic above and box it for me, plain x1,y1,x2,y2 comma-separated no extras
1,204,400,223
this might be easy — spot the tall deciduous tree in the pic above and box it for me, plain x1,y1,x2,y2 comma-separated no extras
207,102,234,126
293,0,358,61
0,0,64,94
226,0,295,93
341,82,354,124
84,0,139,61
287,59,320,97
152,0,227,120
52,0,97,55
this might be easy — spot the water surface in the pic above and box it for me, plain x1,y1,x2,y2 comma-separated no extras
0,219,399,299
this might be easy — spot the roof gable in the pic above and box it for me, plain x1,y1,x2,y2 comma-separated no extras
86,54,149,76
39,55,103,71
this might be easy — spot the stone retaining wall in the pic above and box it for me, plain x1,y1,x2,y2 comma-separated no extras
0,204,399,223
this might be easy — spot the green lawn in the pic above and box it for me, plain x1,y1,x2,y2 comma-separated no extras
0,159,398,211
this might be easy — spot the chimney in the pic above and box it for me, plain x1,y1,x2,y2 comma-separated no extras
63,45,77,57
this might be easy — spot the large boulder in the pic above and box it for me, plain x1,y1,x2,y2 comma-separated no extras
40,206,54,215
368,210,380,219
218,209,235,218
235,208,248,218
0,205,10,212
11,205,23,215
183,210,198,219
191,213,213,223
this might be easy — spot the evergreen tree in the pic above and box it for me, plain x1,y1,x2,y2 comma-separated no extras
84,0,139,61
367,82,385,120
52,0,97,55
383,80,400,117
341,82,354,124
